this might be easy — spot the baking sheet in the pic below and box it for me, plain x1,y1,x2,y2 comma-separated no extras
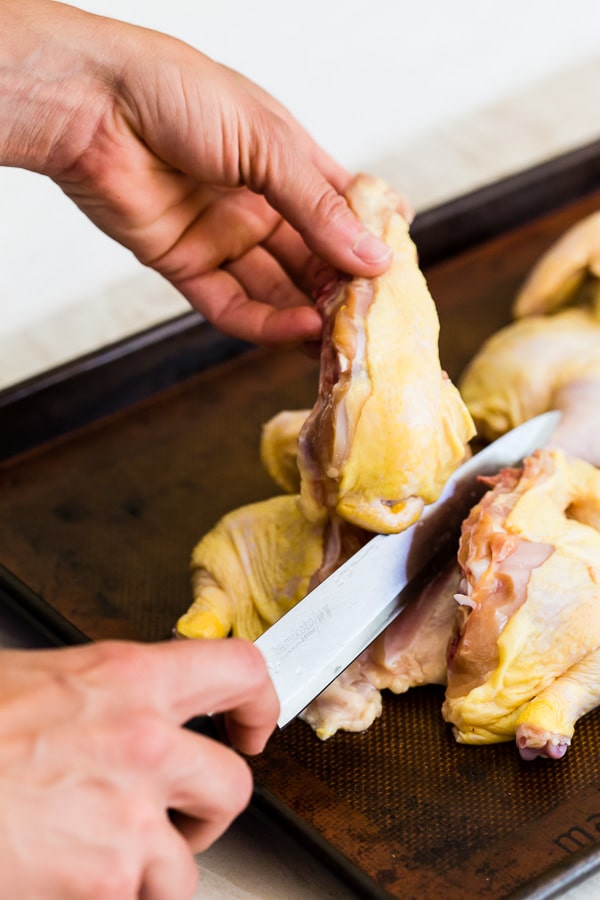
2,173,600,898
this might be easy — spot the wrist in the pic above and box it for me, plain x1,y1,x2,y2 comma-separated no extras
0,0,124,175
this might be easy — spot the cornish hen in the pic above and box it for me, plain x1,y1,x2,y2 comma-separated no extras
443,450,600,760
448,211,600,759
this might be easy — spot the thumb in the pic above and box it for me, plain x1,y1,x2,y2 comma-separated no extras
251,126,393,277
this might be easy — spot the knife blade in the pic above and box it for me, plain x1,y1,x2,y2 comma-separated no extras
254,410,561,728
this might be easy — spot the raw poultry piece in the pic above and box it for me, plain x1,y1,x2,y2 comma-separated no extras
448,212,600,760
258,406,464,739
297,174,475,534
460,210,600,464
301,560,461,739
300,658,384,740
260,410,308,494
443,449,600,759
459,308,600,463
176,492,369,642
513,210,600,317
175,496,327,641
359,559,461,694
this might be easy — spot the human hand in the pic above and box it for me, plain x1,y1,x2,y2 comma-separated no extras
1,0,407,347
0,638,278,899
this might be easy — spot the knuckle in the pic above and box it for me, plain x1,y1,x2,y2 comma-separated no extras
313,187,352,228
92,641,154,690
227,638,269,688
119,712,172,771
190,746,253,822
85,851,139,899
222,754,254,816
118,793,160,838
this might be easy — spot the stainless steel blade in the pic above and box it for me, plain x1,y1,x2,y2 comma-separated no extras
255,410,561,727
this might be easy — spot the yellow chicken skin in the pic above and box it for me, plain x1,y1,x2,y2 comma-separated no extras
459,307,600,453
297,174,475,534
175,495,326,641
513,210,600,317
443,449,600,759
259,409,309,494
461,209,600,463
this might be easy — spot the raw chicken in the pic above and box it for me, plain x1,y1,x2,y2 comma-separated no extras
443,449,600,760
175,496,327,641
459,308,600,463
176,493,368,642
301,560,461,739
300,659,383,740
260,410,308,494
513,210,600,317
297,174,474,534
448,211,600,759
257,407,464,739
460,210,600,465
360,559,461,694
176,173,474,740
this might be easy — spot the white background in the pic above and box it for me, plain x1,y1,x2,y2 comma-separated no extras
2,0,600,338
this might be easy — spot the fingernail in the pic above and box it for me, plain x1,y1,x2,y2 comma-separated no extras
352,231,392,264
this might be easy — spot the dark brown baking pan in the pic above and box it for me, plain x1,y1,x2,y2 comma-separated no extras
2,141,600,899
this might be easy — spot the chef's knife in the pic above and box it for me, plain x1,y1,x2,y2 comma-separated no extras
255,410,561,728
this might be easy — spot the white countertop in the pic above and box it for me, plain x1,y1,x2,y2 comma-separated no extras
3,54,600,900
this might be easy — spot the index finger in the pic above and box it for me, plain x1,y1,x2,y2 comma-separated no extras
146,638,279,753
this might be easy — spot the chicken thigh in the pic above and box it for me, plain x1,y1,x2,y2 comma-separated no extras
175,495,327,641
